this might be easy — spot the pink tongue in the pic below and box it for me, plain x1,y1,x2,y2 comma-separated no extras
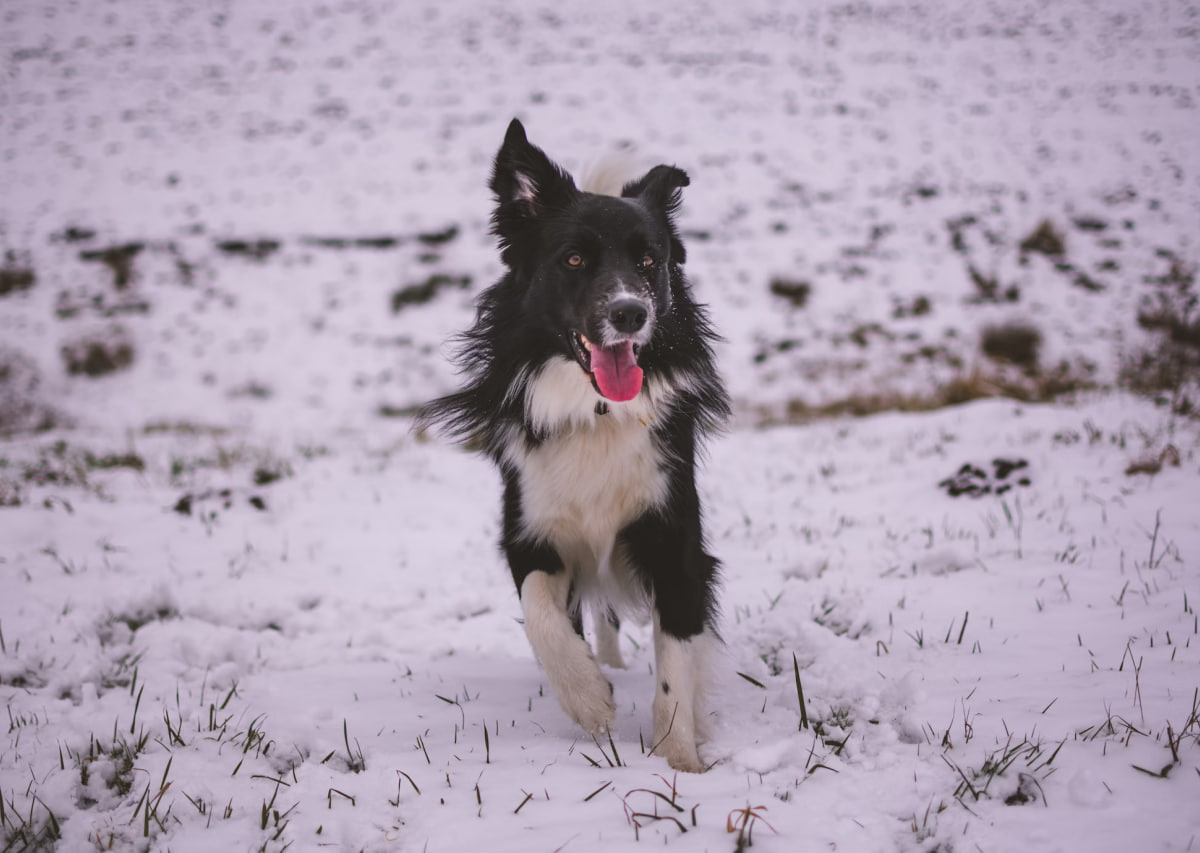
590,341,644,402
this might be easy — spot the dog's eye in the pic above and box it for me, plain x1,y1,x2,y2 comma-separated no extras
639,254,656,270
565,252,585,269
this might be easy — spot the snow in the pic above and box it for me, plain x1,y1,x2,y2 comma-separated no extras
2,1,1199,850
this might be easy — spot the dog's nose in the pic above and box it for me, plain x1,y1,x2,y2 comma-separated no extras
608,298,648,334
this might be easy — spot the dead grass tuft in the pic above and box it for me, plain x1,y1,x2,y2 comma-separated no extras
1122,254,1198,415
763,366,1090,426
1124,445,1181,476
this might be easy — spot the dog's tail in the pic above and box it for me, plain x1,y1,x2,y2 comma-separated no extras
578,145,642,197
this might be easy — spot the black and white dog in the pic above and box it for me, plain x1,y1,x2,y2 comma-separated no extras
420,119,728,772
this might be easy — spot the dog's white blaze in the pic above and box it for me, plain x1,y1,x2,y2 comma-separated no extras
521,569,615,734
517,406,667,574
509,362,713,578
503,356,693,615
522,355,677,434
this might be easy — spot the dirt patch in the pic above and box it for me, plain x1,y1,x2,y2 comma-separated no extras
62,332,135,377
79,243,144,289
301,234,402,250
769,278,812,308
215,238,281,260
391,273,472,311
1019,220,1066,258
939,458,1031,498
981,323,1042,368
0,252,36,297
416,225,460,246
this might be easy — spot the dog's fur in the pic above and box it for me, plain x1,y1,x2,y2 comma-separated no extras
419,119,728,772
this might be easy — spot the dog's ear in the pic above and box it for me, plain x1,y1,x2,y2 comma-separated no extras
622,165,690,264
622,165,689,216
490,119,576,215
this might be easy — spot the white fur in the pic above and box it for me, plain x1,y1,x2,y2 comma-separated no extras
509,357,715,771
508,358,670,581
505,355,706,607
579,148,641,197
520,355,683,435
592,600,625,669
513,170,538,204
521,569,615,734
601,288,656,349
651,617,717,773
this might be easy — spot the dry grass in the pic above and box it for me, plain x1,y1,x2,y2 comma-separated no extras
758,366,1091,426
1121,254,1198,415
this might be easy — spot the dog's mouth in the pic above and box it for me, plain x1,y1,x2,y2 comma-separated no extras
569,330,644,402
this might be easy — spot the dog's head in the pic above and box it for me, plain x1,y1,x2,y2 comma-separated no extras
489,119,689,403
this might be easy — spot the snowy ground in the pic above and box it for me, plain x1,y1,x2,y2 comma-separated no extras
2,1,1199,851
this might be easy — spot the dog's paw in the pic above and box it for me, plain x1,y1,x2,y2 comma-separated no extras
656,732,705,773
652,699,702,771
554,663,616,735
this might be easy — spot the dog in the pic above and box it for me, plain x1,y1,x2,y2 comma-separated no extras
419,119,728,772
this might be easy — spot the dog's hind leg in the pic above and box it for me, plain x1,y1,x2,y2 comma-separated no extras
592,603,625,669
568,579,585,639
521,570,616,735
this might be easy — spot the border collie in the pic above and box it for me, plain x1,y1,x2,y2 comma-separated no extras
419,119,728,772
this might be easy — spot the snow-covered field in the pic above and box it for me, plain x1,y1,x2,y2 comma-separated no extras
2,1,1199,850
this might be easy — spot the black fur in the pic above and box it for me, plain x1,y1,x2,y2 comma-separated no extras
419,119,728,641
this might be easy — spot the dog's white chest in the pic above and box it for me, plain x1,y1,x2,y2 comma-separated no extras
517,414,668,557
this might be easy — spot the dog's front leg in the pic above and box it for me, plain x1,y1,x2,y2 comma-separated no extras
503,474,617,735
649,613,714,773
521,569,616,735
621,472,719,773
